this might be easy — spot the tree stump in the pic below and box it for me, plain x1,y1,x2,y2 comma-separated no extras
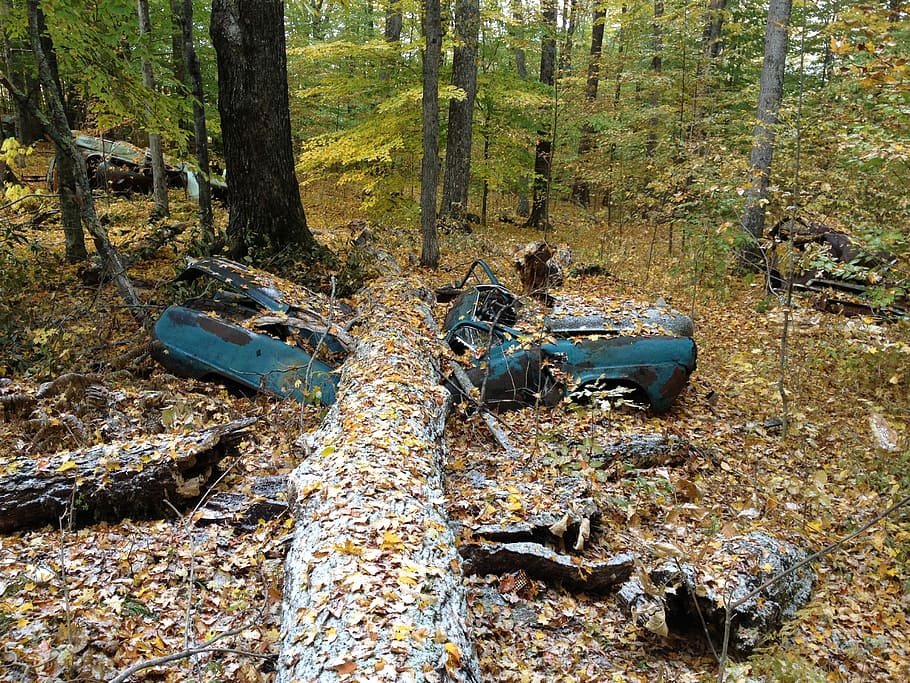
277,277,481,683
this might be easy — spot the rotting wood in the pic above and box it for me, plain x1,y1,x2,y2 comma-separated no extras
460,542,635,594
0,417,255,532
278,277,481,683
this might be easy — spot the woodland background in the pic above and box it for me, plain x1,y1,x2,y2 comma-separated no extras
0,0,909,682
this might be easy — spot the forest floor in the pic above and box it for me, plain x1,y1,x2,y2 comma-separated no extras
1,146,909,682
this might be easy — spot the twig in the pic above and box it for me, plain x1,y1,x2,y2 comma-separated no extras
109,640,271,683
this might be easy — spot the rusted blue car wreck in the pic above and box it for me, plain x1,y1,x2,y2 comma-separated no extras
440,260,697,412
151,258,353,404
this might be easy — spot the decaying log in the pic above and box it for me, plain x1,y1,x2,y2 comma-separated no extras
461,542,634,594
616,532,814,655
0,417,256,532
278,277,481,683
196,475,288,532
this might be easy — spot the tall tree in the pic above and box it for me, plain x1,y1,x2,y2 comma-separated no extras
508,0,530,216
211,0,324,263
690,0,728,142
740,0,793,265
647,0,664,158
420,0,442,267
440,0,479,225
571,3,605,207
137,0,169,217
180,0,213,245
524,0,557,230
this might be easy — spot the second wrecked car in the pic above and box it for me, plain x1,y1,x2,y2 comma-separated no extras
440,260,697,412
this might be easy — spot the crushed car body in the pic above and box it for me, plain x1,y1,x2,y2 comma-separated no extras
151,258,353,404
440,260,697,412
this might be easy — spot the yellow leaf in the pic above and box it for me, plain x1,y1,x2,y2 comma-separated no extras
56,460,78,473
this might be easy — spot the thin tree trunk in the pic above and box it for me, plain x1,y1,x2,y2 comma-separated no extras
440,0,479,224
509,0,530,216
559,0,579,77
181,0,213,245
168,0,191,140
740,0,793,265
524,0,557,230
690,0,728,143
613,4,627,107
571,4,605,207
138,0,169,217
420,0,442,267
12,0,146,326
647,0,663,158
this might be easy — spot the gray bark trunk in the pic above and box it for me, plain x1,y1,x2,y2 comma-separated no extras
690,0,728,142
740,0,793,256
420,0,442,267
440,0,479,223
0,418,255,532
277,278,480,683
138,0,169,217
647,0,664,158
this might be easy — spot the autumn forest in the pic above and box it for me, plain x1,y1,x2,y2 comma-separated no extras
0,0,908,682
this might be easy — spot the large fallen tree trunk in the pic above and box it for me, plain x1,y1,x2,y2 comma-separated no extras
0,417,255,532
278,277,481,683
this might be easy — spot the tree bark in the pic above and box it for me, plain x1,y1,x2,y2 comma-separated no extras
137,0,169,217
419,0,442,268
571,4,605,207
524,0,557,230
210,0,324,263
440,0,479,225
740,0,793,265
277,277,480,683
181,0,213,245
0,418,255,532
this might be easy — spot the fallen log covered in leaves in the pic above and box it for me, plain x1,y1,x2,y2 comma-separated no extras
0,417,255,532
616,531,815,655
278,277,481,683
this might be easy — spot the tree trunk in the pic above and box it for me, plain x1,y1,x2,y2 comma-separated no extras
277,277,480,682
740,0,793,266
210,0,324,263
34,3,87,263
168,0,191,138
439,0,479,225
690,0,728,143
0,418,255,532
181,0,213,245
509,0,530,217
571,4,605,207
647,0,663,158
137,0,169,217
524,0,557,230
559,0,579,76
384,0,402,42
7,0,147,326
419,0,442,268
